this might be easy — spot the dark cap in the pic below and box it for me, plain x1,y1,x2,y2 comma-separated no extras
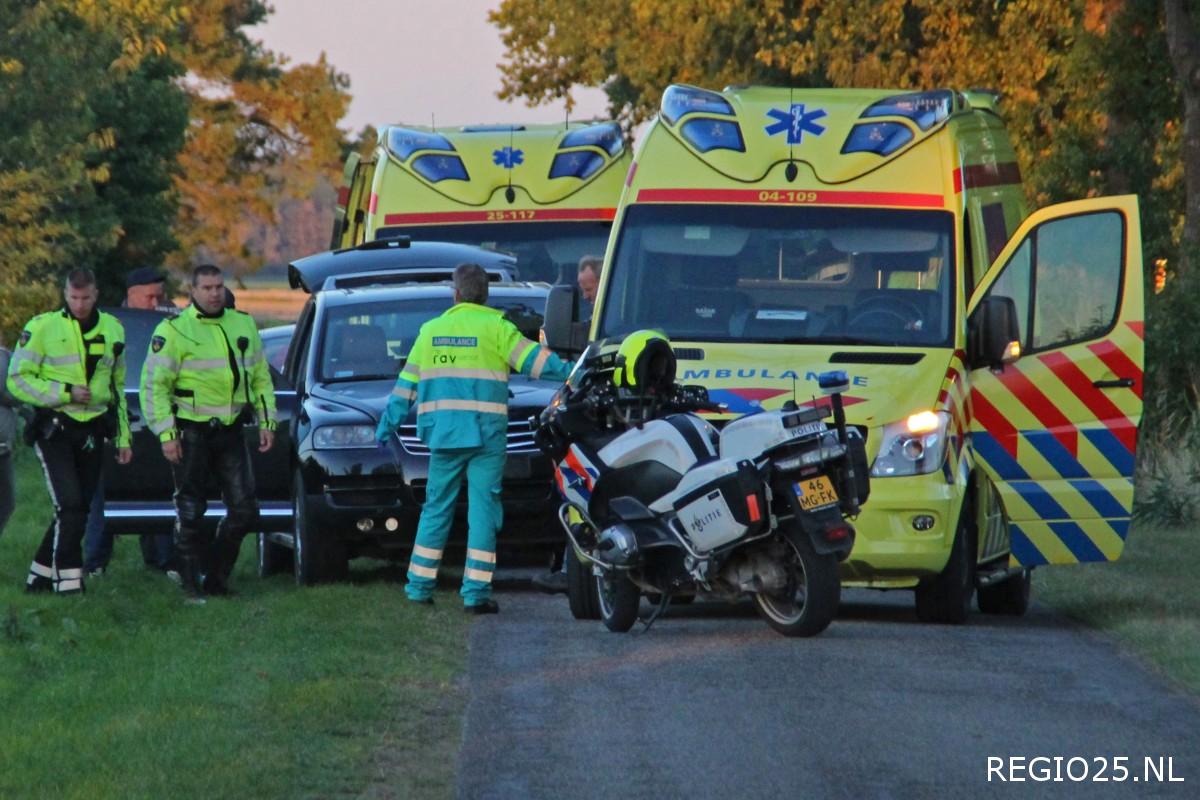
125,266,166,288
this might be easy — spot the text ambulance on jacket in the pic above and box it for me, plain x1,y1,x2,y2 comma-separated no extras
376,303,572,446
140,304,276,440
8,309,131,446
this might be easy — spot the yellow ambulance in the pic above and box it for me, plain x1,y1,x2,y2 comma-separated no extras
331,122,632,283
546,84,1144,622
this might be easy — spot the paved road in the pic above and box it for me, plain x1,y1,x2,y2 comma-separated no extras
457,587,1198,799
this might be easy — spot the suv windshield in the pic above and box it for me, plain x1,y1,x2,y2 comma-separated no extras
318,295,546,382
374,221,611,284
599,205,956,347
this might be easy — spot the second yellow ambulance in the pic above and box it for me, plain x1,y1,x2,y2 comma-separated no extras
332,122,632,284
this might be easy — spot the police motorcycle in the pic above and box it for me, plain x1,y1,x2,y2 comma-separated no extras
534,331,870,637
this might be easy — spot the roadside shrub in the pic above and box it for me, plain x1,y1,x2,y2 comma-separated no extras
1134,444,1200,527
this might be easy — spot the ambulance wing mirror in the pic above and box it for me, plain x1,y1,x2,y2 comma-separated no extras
543,284,589,356
967,295,1022,369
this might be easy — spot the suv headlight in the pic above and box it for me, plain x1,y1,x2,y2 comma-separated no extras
313,425,377,450
870,411,950,477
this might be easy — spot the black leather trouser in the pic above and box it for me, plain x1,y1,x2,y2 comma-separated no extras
171,421,258,584
28,417,104,593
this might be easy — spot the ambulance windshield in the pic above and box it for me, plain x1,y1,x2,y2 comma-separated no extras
374,221,612,285
599,204,956,347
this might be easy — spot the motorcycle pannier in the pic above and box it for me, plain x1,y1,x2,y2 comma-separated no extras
671,459,766,551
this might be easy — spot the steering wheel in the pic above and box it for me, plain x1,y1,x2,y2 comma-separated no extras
847,296,925,330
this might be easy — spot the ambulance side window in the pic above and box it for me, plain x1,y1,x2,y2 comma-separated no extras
981,203,1008,265
983,211,1124,353
1030,211,1123,350
986,240,1032,350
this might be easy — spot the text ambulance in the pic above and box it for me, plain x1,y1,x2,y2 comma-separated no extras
332,122,632,284
548,84,1144,623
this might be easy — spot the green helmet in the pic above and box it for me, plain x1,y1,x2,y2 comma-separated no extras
613,330,675,392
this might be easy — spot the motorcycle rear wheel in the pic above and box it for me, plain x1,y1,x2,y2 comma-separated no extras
753,532,840,637
596,569,641,633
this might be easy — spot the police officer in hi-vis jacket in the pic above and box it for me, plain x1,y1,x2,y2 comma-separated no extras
376,263,572,613
7,268,132,595
140,264,276,604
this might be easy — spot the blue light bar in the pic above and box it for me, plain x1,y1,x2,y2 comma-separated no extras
841,122,914,156
861,90,953,131
560,123,624,157
548,151,605,180
386,127,456,161
660,85,734,125
680,118,745,153
411,154,469,182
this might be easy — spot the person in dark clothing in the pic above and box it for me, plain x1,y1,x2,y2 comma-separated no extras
84,266,178,577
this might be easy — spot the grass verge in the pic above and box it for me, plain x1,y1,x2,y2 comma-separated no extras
0,447,468,799
1036,521,1200,694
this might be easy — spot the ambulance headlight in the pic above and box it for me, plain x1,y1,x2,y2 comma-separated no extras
870,411,950,477
661,85,734,125
549,152,605,180
680,119,746,153
411,154,469,183
313,425,377,449
561,122,624,157
386,127,455,160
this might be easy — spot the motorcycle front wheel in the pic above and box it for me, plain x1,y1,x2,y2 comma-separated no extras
595,569,641,633
753,531,840,637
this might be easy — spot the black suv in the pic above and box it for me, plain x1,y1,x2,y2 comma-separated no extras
260,282,562,584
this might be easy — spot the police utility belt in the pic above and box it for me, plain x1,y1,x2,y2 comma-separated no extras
173,390,255,432
23,408,114,447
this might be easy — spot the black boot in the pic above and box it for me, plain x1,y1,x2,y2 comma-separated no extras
179,556,207,606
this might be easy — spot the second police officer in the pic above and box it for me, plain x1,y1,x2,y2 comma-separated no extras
376,263,572,614
140,264,276,604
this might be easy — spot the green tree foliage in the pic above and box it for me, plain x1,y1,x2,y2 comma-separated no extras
168,0,350,282
0,0,187,338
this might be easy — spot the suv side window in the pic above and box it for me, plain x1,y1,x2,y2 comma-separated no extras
287,299,317,389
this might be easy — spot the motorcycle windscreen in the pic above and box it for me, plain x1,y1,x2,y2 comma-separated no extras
967,195,1143,566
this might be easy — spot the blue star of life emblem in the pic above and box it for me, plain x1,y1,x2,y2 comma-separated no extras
765,104,828,144
492,147,524,169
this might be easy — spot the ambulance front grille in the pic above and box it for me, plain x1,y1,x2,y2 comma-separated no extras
397,419,539,455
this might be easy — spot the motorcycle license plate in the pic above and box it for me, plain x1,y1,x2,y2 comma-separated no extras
794,475,839,511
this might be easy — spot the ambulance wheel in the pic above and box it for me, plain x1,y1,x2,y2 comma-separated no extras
292,470,348,585
566,549,600,620
754,530,840,637
256,532,292,578
978,568,1032,616
915,505,975,624
595,569,640,632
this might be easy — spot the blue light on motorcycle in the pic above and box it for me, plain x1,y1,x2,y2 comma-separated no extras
818,370,849,395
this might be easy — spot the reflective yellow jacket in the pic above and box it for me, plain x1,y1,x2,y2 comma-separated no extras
140,305,276,441
6,309,131,447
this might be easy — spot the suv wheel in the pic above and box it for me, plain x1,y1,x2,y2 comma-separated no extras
292,469,348,585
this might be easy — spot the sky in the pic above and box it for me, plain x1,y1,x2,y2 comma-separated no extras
254,0,611,133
